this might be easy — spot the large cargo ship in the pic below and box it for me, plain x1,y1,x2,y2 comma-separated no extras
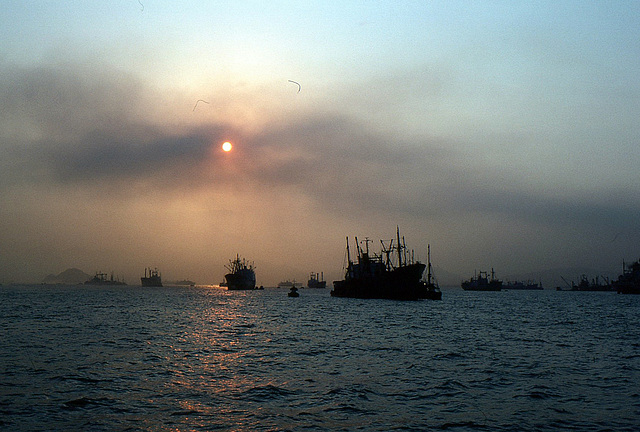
461,269,502,291
225,255,257,290
141,267,163,287
330,227,428,300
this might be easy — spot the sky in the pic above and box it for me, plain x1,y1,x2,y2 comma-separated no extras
1,1,640,286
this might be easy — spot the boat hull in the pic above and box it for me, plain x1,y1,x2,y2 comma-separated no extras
331,263,427,300
141,276,162,287
225,269,256,290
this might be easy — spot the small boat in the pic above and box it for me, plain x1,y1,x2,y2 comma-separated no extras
288,287,300,297
419,245,442,300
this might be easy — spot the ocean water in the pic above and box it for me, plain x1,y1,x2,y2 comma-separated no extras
1,285,639,432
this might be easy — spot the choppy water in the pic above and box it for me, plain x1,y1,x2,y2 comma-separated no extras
1,285,639,431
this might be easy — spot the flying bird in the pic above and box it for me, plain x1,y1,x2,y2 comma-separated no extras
192,99,210,111
288,80,301,93
138,0,144,11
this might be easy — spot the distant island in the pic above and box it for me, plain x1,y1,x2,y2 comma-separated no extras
42,268,92,285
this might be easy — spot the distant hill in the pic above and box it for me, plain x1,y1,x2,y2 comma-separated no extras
42,268,92,285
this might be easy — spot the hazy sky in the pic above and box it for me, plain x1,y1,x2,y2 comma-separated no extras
1,1,639,285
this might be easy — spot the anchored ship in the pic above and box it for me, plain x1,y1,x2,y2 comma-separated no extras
503,280,543,290
277,280,302,289
84,272,127,286
612,259,640,294
225,255,257,290
331,227,428,301
141,267,163,287
461,269,502,291
561,274,611,291
307,272,327,288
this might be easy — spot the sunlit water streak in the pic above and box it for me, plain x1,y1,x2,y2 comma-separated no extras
1,285,639,431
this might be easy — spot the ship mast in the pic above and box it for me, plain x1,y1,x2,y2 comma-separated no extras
427,244,432,284
345,236,351,265
396,226,402,267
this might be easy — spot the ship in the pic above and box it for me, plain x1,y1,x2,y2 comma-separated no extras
84,272,127,286
277,280,302,289
307,272,327,288
561,274,611,292
461,269,502,291
287,286,300,297
419,245,442,300
330,227,428,301
141,267,163,287
503,280,543,290
612,259,640,294
225,255,257,290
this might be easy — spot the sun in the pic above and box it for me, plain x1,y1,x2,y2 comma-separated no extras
222,141,232,152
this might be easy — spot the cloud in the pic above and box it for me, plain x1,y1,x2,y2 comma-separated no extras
2,59,640,283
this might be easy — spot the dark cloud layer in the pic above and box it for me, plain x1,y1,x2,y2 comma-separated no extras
2,60,639,282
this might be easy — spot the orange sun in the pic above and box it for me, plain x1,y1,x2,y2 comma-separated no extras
222,141,232,152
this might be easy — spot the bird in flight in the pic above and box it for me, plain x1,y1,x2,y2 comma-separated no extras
288,80,301,93
193,99,210,111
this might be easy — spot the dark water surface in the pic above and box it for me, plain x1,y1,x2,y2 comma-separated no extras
1,285,639,431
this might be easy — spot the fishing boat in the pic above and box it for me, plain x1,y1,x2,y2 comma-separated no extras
141,267,162,287
330,227,428,301
287,286,300,297
307,272,327,288
225,255,257,290
84,272,127,286
612,259,640,294
461,269,502,291
419,245,442,300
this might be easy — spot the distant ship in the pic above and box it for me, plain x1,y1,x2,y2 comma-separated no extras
172,279,196,286
612,259,640,294
84,272,127,286
461,269,502,291
561,275,611,292
307,272,327,288
503,280,543,290
330,227,428,301
141,267,163,287
225,255,257,290
277,280,302,289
